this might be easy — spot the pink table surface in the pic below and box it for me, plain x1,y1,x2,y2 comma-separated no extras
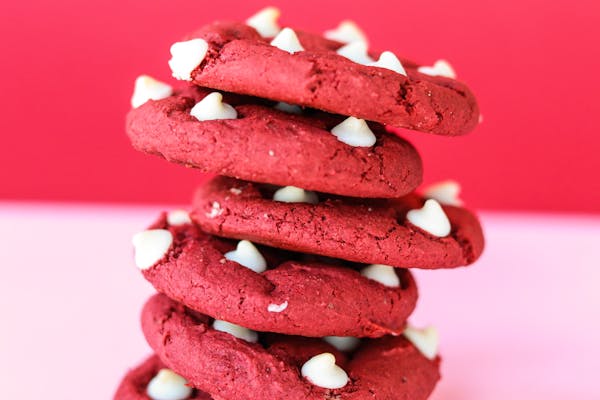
0,203,599,400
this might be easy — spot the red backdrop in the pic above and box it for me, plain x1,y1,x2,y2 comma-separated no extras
1,0,598,212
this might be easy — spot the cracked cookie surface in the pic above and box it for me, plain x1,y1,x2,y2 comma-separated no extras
192,176,485,269
127,85,422,198
176,21,479,136
142,294,440,400
114,355,212,400
138,213,418,337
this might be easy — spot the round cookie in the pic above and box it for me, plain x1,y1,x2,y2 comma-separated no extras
191,176,485,269
134,212,418,338
114,355,212,400
127,85,423,198
142,294,441,400
169,20,479,136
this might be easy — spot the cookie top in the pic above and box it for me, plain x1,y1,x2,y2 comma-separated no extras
134,212,418,337
191,177,485,269
114,355,211,400
127,85,422,198
142,294,441,400
168,20,479,136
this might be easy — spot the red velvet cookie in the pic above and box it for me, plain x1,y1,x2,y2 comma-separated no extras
114,355,211,400
127,85,422,198
134,212,418,338
168,20,479,136
142,294,441,400
191,177,484,269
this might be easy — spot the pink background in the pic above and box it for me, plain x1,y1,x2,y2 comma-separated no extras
0,0,599,212
1,205,599,399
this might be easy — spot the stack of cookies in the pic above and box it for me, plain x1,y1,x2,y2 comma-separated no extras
115,7,484,400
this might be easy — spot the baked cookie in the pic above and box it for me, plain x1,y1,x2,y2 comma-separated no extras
167,20,479,136
142,294,441,400
114,355,212,400
191,177,484,269
127,84,422,198
132,212,418,337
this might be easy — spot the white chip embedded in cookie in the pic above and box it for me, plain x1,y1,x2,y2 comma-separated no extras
324,20,368,44
132,229,173,270
270,28,304,54
323,336,361,352
406,199,451,237
190,92,237,121
224,240,267,273
273,186,318,204
336,41,373,65
168,39,209,81
146,368,192,400
423,180,463,206
213,319,259,343
330,117,376,147
301,353,349,389
131,75,173,108
360,264,400,287
369,51,407,76
167,210,192,226
246,6,281,38
418,60,457,79
404,325,439,360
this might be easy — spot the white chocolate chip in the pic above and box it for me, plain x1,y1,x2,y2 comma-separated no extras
131,75,173,108
224,240,267,273
423,180,463,206
301,353,349,389
168,39,209,81
324,20,368,44
406,199,451,237
166,209,191,226
268,150,275,157
418,60,457,79
404,325,439,360
246,7,281,38
273,186,318,204
205,201,223,219
270,28,304,54
336,41,373,65
190,92,237,121
330,117,376,147
212,320,258,343
369,51,407,76
360,264,400,287
146,368,192,400
132,229,173,270
229,187,242,195
274,102,303,114
267,301,288,313
323,336,361,352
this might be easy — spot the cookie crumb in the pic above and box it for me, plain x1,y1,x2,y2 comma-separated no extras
205,201,223,218
267,301,288,313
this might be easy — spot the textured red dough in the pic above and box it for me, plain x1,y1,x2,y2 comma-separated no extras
114,355,212,400
126,85,423,198
142,294,441,400
191,176,485,269
181,21,479,136
141,213,418,338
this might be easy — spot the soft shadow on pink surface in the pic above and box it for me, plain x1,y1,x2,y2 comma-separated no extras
0,204,599,399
